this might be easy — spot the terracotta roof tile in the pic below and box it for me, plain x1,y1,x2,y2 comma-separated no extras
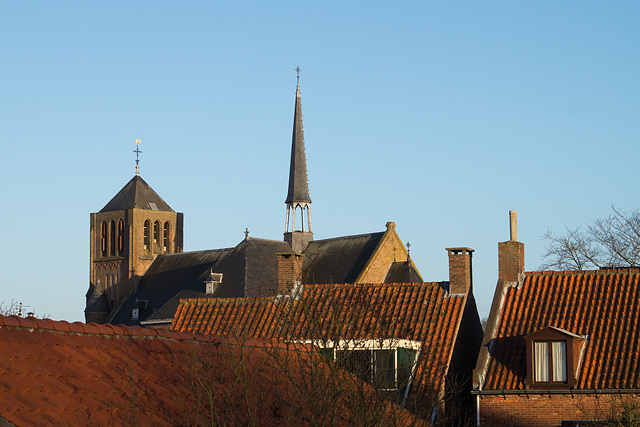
481,268,640,390
0,314,423,426
172,282,466,393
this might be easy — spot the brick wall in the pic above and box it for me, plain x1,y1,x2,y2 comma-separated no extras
498,240,524,283
358,222,409,283
478,393,640,426
277,253,303,295
88,208,183,322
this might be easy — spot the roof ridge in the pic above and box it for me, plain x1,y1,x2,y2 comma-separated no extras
528,268,640,277
310,231,385,244
0,314,222,343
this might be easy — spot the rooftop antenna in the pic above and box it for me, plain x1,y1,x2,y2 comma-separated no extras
295,66,301,84
134,139,142,175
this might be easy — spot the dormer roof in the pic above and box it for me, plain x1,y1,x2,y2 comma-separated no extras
100,175,174,212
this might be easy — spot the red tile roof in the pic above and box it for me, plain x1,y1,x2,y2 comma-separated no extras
0,314,422,426
479,268,640,390
171,282,467,393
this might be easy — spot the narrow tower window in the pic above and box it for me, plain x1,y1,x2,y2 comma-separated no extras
118,219,125,255
101,221,107,257
163,222,170,253
154,221,161,254
144,220,151,255
110,220,116,256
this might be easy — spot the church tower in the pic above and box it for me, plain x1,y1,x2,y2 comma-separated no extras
284,69,313,253
85,142,183,323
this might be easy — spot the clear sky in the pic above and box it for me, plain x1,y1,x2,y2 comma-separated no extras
1,2,638,322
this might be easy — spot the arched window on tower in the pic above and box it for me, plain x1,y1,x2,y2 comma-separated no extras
101,221,107,257
163,222,171,253
109,220,116,256
154,221,161,254
144,220,151,255
118,219,125,255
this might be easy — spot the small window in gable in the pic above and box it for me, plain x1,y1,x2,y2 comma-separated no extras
525,326,585,389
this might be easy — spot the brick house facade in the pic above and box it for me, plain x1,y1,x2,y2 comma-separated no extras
473,212,640,426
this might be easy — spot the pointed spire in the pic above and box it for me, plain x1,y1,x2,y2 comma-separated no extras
284,68,313,253
285,73,311,204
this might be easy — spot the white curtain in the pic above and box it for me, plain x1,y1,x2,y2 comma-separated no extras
535,342,549,382
552,341,567,382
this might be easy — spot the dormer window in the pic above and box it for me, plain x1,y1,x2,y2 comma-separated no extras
525,326,586,389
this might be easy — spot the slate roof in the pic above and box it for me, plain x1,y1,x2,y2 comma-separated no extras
100,175,174,212
301,232,385,284
0,315,422,426
477,268,640,391
171,282,467,393
110,238,293,325
285,82,311,204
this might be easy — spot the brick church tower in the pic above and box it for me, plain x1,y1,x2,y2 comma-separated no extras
85,154,183,323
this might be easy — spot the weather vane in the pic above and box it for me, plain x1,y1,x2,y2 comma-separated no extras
295,66,301,84
134,139,142,175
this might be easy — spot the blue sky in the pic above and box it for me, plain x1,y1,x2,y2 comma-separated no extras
1,2,638,322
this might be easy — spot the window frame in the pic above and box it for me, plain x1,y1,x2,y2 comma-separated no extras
306,339,420,396
525,326,585,389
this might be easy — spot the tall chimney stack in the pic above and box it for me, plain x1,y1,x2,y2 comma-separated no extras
499,210,525,283
446,247,474,294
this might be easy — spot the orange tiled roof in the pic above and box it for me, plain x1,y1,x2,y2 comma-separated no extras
0,314,422,426
481,268,640,390
172,282,467,392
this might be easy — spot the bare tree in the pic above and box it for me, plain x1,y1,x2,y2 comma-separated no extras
542,206,640,270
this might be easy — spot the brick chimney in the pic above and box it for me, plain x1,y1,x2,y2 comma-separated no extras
446,247,474,294
498,210,525,283
277,253,304,295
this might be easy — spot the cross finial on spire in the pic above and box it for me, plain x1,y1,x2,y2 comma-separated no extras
134,139,142,175
245,228,249,239
295,66,301,84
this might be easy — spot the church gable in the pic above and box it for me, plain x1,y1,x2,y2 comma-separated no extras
357,222,422,284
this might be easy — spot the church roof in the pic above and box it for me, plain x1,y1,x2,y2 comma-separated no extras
285,82,311,204
100,175,174,213
301,232,385,284
110,238,293,325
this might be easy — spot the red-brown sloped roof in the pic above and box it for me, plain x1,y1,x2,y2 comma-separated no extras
0,314,423,426
480,268,640,390
171,282,467,393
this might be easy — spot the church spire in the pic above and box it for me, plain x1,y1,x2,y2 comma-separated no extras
284,68,313,253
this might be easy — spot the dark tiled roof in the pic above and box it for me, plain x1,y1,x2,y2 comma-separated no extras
480,268,640,390
111,238,293,325
172,282,465,392
100,175,174,212
385,260,423,283
0,315,422,426
301,232,385,284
